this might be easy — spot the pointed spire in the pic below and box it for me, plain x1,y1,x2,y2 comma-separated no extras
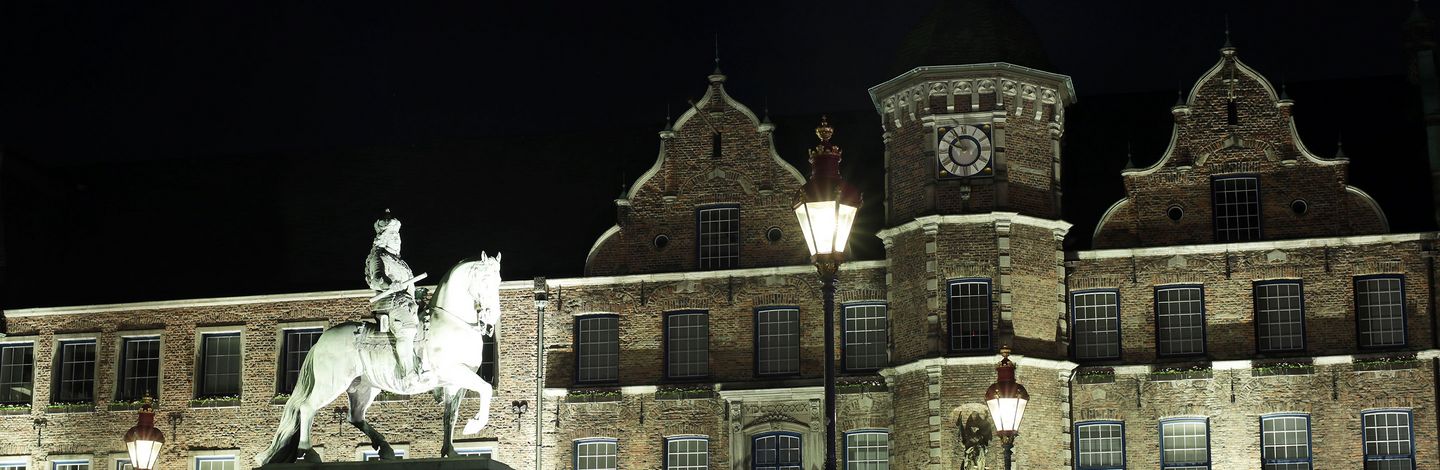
762,97,772,124
1221,14,1237,55
1124,141,1135,169
663,103,673,131
1280,82,1291,100
713,33,722,75
1336,133,1347,158
1175,81,1185,106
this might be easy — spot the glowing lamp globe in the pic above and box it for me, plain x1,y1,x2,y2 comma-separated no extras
124,396,165,470
985,347,1029,442
793,116,862,259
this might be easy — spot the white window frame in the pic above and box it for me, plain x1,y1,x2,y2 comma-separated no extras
47,454,91,470
453,438,497,459
1159,418,1210,469
1255,281,1306,353
0,455,31,470
664,435,709,470
115,330,164,402
751,432,802,470
193,326,243,399
755,308,801,377
842,303,888,371
52,333,98,404
1075,421,1124,470
574,438,618,470
947,279,993,353
1071,291,1120,361
574,314,620,384
1362,409,1415,468
1212,175,1262,242
665,311,709,379
191,455,236,470
1260,413,1311,469
843,430,889,470
0,337,36,406
696,205,740,270
275,321,326,395
1155,286,1206,357
1355,276,1407,349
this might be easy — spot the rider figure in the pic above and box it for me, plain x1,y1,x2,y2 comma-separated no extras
365,210,433,390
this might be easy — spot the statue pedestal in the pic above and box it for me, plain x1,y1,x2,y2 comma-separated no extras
259,457,512,470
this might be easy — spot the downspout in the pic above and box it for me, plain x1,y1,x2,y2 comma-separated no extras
533,277,549,470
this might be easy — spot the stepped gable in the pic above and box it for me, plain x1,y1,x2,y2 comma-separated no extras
889,0,1053,76
1092,45,1388,249
584,71,810,276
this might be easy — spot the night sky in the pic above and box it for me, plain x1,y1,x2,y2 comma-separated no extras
3,1,1437,308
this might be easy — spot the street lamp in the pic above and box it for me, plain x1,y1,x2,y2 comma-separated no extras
793,116,861,470
985,346,1029,470
124,395,165,470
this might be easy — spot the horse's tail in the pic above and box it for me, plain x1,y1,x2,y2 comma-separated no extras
255,356,316,465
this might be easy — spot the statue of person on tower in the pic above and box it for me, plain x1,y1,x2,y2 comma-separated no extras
365,209,433,389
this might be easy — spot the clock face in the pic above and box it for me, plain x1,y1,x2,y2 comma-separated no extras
936,125,993,178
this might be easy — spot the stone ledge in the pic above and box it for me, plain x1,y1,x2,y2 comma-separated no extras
261,456,512,470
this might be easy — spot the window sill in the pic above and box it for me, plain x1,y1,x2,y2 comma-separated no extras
45,403,95,413
0,406,32,416
271,395,290,406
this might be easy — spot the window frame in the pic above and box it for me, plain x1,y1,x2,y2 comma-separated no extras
1211,174,1263,242
1070,289,1122,361
751,431,802,470
662,435,709,470
573,314,621,385
0,455,30,470
573,438,619,470
1354,275,1408,349
1074,421,1125,470
0,339,36,406
191,455,236,470
753,307,802,378
1361,409,1416,469
695,204,741,270
276,325,324,395
946,278,994,355
1159,417,1211,469
1153,285,1207,358
50,460,89,470
1259,413,1312,469
1253,280,1307,354
194,330,242,399
115,331,162,402
843,429,890,470
841,302,888,372
52,336,98,404
663,310,710,381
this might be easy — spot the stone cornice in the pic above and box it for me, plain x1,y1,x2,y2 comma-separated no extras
1074,232,1437,260
875,213,1073,242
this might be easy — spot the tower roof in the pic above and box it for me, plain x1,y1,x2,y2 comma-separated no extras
890,0,1053,75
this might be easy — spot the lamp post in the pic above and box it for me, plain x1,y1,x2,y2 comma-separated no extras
124,395,165,470
793,116,861,470
985,346,1029,470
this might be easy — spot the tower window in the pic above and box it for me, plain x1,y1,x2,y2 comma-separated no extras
697,206,740,270
947,279,993,353
711,132,722,159
1212,176,1262,242
1227,99,1239,125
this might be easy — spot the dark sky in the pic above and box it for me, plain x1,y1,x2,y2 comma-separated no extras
2,1,1436,309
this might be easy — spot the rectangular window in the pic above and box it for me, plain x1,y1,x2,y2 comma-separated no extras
755,308,800,376
697,206,740,270
1363,410,1414,469
753,433,801,470
575,439,618,470
575,315,619,384
194,457,235,470
1261,414,1311,469
455,448,492,458
843,304,888,371
1072,291,1120,360
198,333,241,398
1161,419,1210,469
113,461,131,470
1255,282,1305,352
279,329,322,394
665,437,708,470
117,337,160,401
1156,286,1205,356
947,280,992,353
665,311,709,379
1212,176,1262,242
54,340,97,403
1075,422,1124,470
1356,276,1406,348
361,451,405,461
845,431,889,470
52,462,88,470
0,343,34,405
0,461,26,470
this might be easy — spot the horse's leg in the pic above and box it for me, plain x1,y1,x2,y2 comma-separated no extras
296,372,355,463
440,386,463,458
347,382,394,459
436,365,494,434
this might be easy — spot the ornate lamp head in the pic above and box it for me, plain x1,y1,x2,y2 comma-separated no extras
985,346,1029,445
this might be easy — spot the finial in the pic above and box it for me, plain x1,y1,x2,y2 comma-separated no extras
1336,133,1347,158
1175,81,1184,106
762,97,772,124
1221,14,1237,54
663,103,673,131
1280,82,1291,100
1124,142,1135,169
999,345,1012,358
713,34,722,75
815,115,834,143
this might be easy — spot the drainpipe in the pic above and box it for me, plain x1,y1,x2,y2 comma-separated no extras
533,277,549,470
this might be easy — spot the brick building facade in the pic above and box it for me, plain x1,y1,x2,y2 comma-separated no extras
5,7,1440,470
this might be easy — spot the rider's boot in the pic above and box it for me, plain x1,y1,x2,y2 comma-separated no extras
395,335,434,391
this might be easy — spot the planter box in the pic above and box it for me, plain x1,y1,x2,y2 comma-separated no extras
45,403,95,414
107,402,146,412
1252,365,1315,377
189,399,241,408
1149,370,1212,381
271,396,291,406
0,407,31,416
1353,360,1422,372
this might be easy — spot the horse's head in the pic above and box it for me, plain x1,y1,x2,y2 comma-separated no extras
465,252,503,328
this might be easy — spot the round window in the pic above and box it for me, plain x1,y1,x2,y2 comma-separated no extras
1166,205,1184,222
1291,199,1308,216
653,234,670,250
766,226,783,243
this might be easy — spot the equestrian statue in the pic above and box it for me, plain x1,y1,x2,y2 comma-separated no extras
256,211,501,464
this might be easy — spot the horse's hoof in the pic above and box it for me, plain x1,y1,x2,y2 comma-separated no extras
463,418,486,435
379,447,397,460
301,449,323,463
441,447,459,459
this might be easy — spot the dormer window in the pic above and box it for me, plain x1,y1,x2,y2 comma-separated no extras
696,205,739,269
1212,176,1261,242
